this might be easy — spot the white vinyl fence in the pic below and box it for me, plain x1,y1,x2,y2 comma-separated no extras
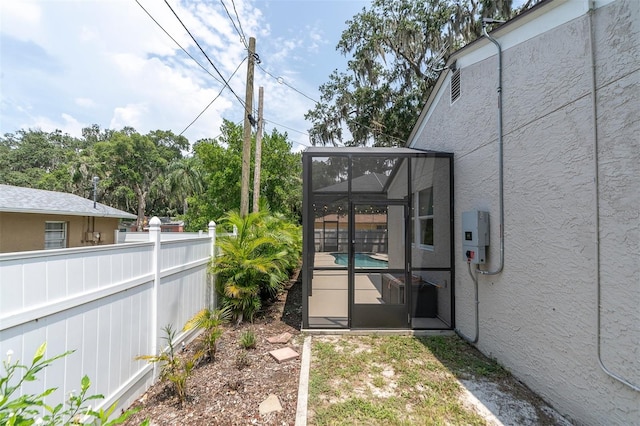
0,217,219,416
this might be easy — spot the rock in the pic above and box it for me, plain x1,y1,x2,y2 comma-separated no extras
259,394,282,415
267,332,293,344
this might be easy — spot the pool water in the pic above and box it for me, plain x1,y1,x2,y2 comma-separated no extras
331,252,388,268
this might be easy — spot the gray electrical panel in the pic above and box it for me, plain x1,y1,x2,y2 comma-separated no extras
462,210,489,264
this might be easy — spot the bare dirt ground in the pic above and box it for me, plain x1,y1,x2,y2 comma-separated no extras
123,276,303,426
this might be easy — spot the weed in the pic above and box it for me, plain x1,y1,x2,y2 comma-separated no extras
372,376,385,388
239,330,257,349
235,352,251,370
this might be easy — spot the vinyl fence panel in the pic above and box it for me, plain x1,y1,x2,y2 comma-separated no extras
0,217,217,417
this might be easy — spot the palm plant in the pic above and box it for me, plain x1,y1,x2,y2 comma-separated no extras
135,325,197,405
183,305,231,361
212,210,293,323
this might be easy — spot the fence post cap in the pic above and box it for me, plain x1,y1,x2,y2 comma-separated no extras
208,221,216,228
149,216,161,226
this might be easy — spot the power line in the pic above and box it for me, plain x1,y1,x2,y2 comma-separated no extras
257,63,319,104
220,0,247,48
134,0,223,86
230,0,248,48
179,56,248,136
164,0,246,109
263,118,310,137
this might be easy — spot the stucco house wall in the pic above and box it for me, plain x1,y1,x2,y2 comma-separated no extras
0,184,136,254
0,212,120,253
408,0,639,424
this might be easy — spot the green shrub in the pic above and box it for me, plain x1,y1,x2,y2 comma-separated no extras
212,210,301,323
1,342,143,425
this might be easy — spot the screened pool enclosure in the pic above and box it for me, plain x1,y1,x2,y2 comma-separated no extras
302,147,454,330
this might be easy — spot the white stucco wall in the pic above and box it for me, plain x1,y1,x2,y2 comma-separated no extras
409,0,639,424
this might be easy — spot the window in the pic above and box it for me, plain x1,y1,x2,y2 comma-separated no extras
416,187,434,248
45,222,67,249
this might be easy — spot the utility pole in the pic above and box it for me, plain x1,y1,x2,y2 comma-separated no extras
252,86,264,213
240,36,256,217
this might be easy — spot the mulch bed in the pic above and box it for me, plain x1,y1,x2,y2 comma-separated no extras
123,276,303,426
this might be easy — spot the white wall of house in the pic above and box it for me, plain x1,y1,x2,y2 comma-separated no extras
408,0,639,424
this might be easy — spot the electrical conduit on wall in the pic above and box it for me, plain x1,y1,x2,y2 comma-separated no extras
455,19,506,345
589,0,640,393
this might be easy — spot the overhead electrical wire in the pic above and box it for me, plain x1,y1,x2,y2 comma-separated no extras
220,0,247,48
263,118,310,137
163,0,246,109
138,0,400,147
256,62,405,146
257,63,319,104
134,0,223,86
230,0,248,48
180,56,248,136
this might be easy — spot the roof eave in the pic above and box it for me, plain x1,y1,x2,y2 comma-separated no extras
407,0,567,147
0,207,137,219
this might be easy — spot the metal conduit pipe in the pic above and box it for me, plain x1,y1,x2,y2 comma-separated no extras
588,0,640,392
456,20,505,344
455,261,479,344
479,19,505,277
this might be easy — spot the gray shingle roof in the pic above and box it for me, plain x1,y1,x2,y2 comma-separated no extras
0,184,137,219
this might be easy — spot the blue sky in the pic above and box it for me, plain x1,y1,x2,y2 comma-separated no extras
0,0,369,151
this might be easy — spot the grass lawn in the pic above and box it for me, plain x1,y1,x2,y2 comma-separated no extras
308,334,508,425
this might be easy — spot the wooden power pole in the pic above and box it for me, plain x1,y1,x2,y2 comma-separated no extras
240,37,256,217
252,86,264,213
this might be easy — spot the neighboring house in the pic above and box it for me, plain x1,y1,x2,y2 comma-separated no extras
159,217,185,232
407,0,638,424
0,184,137,253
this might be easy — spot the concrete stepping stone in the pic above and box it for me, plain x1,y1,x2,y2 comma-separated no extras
269,347,299,363
259,394,282,415
267,332,293,344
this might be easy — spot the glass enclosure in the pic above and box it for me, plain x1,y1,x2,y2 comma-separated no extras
302,147,454,330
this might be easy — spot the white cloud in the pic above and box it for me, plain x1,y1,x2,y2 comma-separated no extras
75,98,97,108
1,0,365,148
0,1,42,40
29,113,84,136
110,103,148,130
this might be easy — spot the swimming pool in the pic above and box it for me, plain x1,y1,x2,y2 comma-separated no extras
331,252,388,268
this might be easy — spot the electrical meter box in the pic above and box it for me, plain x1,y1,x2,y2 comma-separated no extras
462,210,489,264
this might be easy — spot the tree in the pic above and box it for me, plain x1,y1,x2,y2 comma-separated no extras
165,156,205,215
254,127,302,220
185,120,302,230
92,129,187,230
306,0,535,147
0,129,82,191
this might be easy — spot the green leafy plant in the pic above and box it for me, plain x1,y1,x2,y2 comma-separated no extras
212,210,301,323
183,306,231,361
135,325,197,405
239,330,257,350
0,342,142,425
234,352,251,371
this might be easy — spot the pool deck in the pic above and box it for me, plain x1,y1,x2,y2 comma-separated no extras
308,253,448,330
